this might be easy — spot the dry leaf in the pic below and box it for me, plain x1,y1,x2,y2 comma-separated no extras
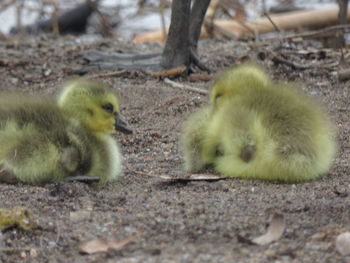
79,236,135,254
252,212,285,245
159,174,229,182
336,231,350,256
107,237,134,250
79,239,109,254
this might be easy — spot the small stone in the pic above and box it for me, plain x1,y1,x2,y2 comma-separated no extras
336,232,350,256
20,251,26,258
30,248,38,258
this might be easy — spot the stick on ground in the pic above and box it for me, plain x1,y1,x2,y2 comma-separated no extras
164,78,208,95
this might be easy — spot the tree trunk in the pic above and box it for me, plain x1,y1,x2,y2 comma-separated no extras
161,0,191,69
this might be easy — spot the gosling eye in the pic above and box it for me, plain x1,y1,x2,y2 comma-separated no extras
102,103,114,113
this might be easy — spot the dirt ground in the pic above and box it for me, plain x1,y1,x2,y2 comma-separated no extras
0,35,349,263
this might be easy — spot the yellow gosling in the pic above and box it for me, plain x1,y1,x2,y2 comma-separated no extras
182,64,336,182
0,80,131,185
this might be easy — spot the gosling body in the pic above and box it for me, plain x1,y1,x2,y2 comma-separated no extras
181,64,336,182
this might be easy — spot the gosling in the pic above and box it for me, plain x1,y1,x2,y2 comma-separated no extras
0,80,132,185
181,64,336,183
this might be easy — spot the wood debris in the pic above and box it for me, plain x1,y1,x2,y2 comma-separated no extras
252,212,285,245
150,66,187,78
133,7,350,42
157,174,229,182
164,78,208,95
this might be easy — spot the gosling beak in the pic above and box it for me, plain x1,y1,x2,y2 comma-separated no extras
115,113,133,134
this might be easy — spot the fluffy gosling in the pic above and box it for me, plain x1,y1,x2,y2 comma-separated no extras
0,80,131,185
181,64,336,182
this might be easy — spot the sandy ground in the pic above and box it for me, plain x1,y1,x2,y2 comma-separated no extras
0,35,349,263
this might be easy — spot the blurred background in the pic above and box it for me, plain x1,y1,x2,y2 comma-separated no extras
0,0,338,41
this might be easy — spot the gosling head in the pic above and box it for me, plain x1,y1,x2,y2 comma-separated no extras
210,64,270,109
58,80,132,135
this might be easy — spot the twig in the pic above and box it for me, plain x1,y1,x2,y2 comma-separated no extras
158,174,229,182
263,11,283,45
164,78,208,95
86,69,128,79
130,170,229,182
270,51,339,70
130,169,152,177
235,19,255,37
270,53,311,70
95,8,114,37
263,11,280,32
